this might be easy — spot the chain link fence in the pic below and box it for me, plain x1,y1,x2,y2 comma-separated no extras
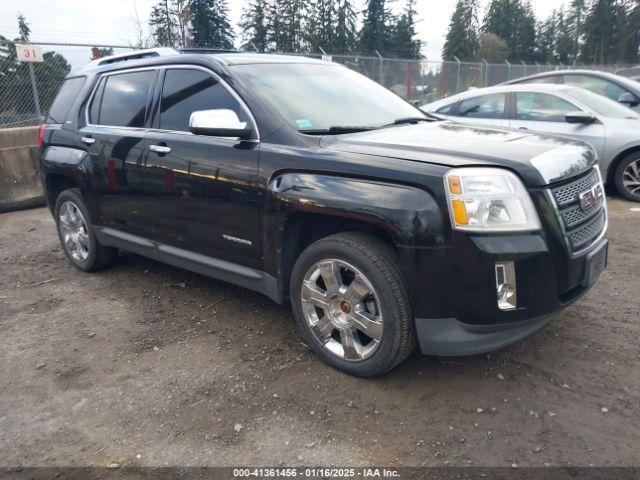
1,41,638,129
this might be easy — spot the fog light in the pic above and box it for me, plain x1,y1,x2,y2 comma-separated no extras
495,261,517,311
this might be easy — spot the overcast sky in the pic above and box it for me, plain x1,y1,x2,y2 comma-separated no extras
0,0,569,61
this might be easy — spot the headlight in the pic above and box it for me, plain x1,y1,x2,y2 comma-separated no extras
444,167,541,232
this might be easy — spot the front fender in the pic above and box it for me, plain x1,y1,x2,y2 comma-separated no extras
266,172,446,248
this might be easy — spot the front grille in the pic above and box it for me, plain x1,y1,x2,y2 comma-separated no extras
547,167,606,253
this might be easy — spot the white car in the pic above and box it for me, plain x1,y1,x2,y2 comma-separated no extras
422,84,640,201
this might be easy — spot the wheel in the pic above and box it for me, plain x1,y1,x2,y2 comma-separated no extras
614,154,640,202
54,189,117,272
290,232,415,377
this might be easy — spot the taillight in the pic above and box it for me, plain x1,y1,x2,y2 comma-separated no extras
37,123,45,148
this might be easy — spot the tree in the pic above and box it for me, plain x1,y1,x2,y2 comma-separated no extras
442,0,479,61
306,0,336,53
482,0,536,62
149,0,176,46
17,13,30,42
334,0,358,53
359,0,391,54
189,0,234,49
239,0,269,51
387,0,421,58
476,32,508,62
535,13,557,64
567,0,586,63
580,0,625,64
622,0,640,63
555,8,573,63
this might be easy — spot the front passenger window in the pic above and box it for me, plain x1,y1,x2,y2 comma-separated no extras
515,92,577,122
159,69,250,132
456,94,506,119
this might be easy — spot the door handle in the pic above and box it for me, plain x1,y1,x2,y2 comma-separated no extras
81,136,95,145
149,144,172,154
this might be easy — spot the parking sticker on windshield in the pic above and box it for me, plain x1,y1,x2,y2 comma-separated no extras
296,119,313,129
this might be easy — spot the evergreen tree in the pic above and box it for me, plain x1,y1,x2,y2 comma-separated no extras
622,0,640,63
555,8,573,63
189,0,234,49
482,0,536,62
239,0,269,51
17,13,30,41
535,12,557,63
567,0,586,63
306,0,336,53
387,0,421,58
149,0,176,46
359,0,392,54
334,0,358,53
442,0,479,61
580,0,624,64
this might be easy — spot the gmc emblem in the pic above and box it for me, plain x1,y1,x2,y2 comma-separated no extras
578,184,604,211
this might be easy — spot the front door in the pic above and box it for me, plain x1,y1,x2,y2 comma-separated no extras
143,67,261,268
450,92,511,128
508,91,606,160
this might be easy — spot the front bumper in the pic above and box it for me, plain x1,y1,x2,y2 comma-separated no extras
402,234,607,356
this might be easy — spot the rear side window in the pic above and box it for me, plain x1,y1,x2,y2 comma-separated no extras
159,69,250,132
436,103,456,114
92,70,154,127
456,93,506,119
47,77,86,124
562,74,626,102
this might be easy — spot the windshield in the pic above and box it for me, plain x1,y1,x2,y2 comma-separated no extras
564,88,640,118
232,63,426,133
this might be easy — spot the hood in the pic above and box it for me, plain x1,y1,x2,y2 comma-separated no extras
320,121,596,187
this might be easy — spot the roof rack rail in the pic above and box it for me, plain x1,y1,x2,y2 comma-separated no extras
84,47,180,69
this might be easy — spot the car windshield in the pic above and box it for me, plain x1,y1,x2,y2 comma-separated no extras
564,88,640,119
232,63,428,133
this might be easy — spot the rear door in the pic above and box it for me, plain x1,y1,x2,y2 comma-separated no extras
80,68,157,239
143,66,261,268
449,93,510,128
508,91,605,159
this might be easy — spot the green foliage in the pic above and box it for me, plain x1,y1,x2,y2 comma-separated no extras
580,0,625,64
189,0,234,49
482,0,536,62
239,0,269,51
442,0,479,61
359,0,391,54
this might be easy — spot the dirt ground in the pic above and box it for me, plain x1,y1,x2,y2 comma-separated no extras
0,198,638,468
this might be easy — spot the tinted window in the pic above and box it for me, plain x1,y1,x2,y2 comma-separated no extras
96,71,154,127
457,94,506,118
516,92,577,122
47,77,86,124
562,75,626,102
159,69,249,132
88,77,105,124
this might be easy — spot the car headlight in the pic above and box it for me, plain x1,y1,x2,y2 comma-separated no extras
444,167,541,232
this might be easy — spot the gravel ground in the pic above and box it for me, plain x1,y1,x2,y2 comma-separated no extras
0,198,638,468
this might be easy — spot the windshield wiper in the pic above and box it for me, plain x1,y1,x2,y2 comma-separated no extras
301,125,376,135
390,116,432,125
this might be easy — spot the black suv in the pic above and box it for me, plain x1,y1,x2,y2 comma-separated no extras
40,49,608,377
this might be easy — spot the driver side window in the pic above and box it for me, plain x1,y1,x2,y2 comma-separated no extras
515,92,577,122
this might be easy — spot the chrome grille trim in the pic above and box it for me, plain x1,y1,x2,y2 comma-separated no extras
545,166,607,256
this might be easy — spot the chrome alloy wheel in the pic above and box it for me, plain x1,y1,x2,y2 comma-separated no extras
622,159,640,196
300,259,383,361
58,201,90,262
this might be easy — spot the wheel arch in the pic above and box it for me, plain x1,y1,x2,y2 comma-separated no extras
45,173,78,212
606,145,640,186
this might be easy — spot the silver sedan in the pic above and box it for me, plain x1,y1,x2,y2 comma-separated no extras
422,84,640,202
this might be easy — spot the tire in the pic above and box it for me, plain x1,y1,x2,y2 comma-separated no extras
290,232,415,377
614,153,640,202
54,189,117,272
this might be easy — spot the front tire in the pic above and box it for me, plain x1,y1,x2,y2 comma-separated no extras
290,232,415,377
614,154,640,202
54,189,117,272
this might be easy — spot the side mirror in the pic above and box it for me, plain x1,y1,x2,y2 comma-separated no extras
617,91,639,107
189,109,253,139
565,111,596,125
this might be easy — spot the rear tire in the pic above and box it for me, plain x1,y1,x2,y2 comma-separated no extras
614,153,640,202
290,232,415,377
54,189,117,272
